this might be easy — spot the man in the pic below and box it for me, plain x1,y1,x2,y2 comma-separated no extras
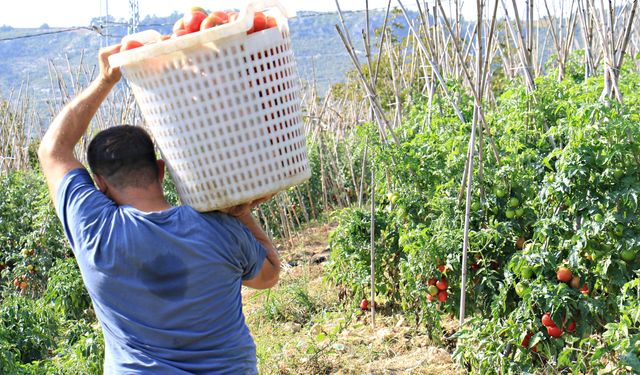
37,44,280,374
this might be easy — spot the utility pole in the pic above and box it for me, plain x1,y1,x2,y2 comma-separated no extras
129,0,140,35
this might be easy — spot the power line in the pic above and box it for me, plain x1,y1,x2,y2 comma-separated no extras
0,26,101,42
0,7,401,43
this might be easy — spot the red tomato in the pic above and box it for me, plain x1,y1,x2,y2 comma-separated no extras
556,267,573,282
266,15,277,29
201,11,229,30
173,18,185,32
427,278,437,286
183,10,208,33
580,283,589,295
541,312,556,327
171,29,190,38
521,332,532,348
426,294,434,302
436,277,448,291
438,264,446,273
565,320,576,333
19,281,28,290
227,11,239,22
248,11,267,34
437,290,448,302
120,40,144,52
360,298,369,310
547,325,563,338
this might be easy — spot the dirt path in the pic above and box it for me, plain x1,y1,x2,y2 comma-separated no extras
243,222,462,374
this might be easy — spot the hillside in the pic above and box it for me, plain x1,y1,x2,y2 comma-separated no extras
0,10,412,101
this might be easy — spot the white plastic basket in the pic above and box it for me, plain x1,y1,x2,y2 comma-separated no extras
108,0,310,212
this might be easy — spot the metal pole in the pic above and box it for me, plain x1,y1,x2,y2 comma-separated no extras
369,157,376,329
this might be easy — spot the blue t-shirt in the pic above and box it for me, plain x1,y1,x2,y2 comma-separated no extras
55,168,267,374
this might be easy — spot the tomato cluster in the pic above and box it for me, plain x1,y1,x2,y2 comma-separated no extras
120,6,278,52
426,265,448,303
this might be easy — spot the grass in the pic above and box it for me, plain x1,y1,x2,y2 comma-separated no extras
242,222,462,374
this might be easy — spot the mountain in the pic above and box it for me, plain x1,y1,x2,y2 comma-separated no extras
0,9,413,101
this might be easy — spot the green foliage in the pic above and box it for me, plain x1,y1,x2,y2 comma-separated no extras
43,258,91,320
0,295,59,364
326,63,640,372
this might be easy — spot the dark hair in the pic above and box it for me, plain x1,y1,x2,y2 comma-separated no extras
87,125,159,189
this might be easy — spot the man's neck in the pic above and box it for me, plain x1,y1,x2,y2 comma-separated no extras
111,187,172,213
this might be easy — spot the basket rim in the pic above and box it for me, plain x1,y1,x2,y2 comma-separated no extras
109,1,292,69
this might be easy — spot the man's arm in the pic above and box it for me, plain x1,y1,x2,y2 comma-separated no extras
38,44,122,205
237,212,281,289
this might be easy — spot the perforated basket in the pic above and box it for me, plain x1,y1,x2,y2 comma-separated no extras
108,0,309,212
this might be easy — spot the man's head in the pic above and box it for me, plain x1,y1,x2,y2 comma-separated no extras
88,125,161,190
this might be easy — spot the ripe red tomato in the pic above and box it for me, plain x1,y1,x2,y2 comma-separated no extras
426,294,434,302
248,11,267,34
521,332,532,348
541,312,556,327
227,11,239,22
437,264,446,273
427,278,437,286
580,283,589,295
171,29,190,38
547,325,563,337
12,278,19,287
201,11,229,30
266,15,277,29
436,278,448,291
184,10,208,33
437,290,448,302
565,319,576,333
173,18,185,33
19,281,28,290
570,276,581,289
556,267,573,282
120,40,144,52
360,298,369,310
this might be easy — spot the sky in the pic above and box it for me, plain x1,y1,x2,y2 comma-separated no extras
0,0,471,28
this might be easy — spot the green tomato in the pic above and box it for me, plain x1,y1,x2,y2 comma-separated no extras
505,209,515,219
613,169,624,179
614,224,625,237
495,188,506,198
427,285,438,296
520,266,533,279
508,197,520,208
515,208,525,217
593,213,604,223
471,202,481,211
621,249,637,263
515,282,528,297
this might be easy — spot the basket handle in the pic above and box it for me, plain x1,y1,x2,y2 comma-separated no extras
108,0,293,68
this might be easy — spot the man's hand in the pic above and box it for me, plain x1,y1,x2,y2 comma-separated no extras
219,195,273,218
39,44,123,206
98,44,122,85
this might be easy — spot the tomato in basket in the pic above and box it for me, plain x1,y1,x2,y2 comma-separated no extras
227,11,239,22
248,11,267,34
201,11,229,30
266,16,277,29
171,29,190,38
120,40,144,52
173,18,185,33
184,10,208,33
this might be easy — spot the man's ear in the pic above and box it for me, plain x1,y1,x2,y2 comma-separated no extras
156,160,166,183
94,174,108,194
